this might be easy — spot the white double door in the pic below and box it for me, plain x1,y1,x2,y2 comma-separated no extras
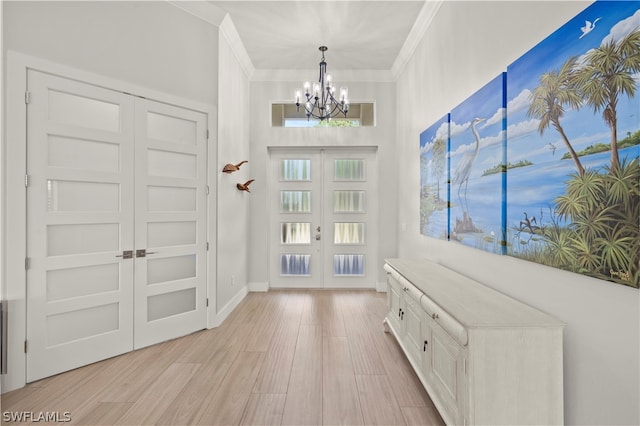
269,148,377,288
25,70,208,382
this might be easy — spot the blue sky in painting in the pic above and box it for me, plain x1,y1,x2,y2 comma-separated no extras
449,74,506,252
419,113,449,239
505,0,640,254
506,1,640,167
450,73,506,180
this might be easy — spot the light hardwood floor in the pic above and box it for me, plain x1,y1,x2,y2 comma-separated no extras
1,290,444,426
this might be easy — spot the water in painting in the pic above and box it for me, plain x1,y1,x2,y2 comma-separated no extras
449,74,506,254
506,1,640,287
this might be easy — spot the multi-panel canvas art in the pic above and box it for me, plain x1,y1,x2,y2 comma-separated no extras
420,114,450,240
449,74,506,254
419,1,639,288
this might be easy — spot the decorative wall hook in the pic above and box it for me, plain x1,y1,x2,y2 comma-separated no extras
237,179,255,192
222,160,248,174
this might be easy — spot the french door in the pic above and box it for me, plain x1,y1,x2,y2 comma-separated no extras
25,70,207,382
269,148,377,288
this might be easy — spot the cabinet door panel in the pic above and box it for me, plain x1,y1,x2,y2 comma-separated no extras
403,294,423,364
387,275,403,332
430,324,466,424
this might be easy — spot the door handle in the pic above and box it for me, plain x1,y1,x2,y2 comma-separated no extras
116,250,133,259
136,249,157,258
315,234,321,240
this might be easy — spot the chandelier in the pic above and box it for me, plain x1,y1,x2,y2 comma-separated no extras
295,46,350,121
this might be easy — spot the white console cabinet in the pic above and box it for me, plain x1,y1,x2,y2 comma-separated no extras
384,259,564,426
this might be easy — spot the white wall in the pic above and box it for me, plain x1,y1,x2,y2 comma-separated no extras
3,1,217,105
216,25,251,313
396,1,639,425
248,81,397,289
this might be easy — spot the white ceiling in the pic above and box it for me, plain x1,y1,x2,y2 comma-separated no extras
206,1,439,77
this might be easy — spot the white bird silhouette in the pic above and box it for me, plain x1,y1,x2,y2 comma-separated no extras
579,17,601,39
452,117,485,212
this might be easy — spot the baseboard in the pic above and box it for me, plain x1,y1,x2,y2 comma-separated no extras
248,282,269,292
376,281,388,292
208,286,248,328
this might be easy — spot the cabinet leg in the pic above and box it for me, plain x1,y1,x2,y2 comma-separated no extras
383,318,390,333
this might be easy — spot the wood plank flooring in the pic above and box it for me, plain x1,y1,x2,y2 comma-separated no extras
1,290,444,426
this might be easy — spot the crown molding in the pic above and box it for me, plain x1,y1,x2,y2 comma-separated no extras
167,1,255,79
167,0,439,82
167,1,227,26
251,68,396,83
391,0,444,79
219,14,256,79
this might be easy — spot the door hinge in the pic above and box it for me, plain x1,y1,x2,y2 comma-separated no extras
206,129,210,140
25,257,31,270
206,185,210,195
206,298,209,307
25,174,30,188
24,340,28,353
25,91,31,104
206,242,209,251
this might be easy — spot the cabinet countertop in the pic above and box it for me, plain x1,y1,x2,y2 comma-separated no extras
385,258,564,329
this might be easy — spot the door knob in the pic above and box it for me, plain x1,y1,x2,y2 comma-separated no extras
315,234,321,241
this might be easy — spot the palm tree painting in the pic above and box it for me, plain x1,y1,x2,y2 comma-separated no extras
506,1,640,288
420,113,450,239
449,73,507,254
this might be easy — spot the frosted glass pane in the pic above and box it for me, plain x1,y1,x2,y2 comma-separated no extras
148,222,196,248
334,223,365,245
281,223,311,244
280,159,311,181
49,90,120,132
334,159,365,181
47,303,119,346
47,264,119,302
147,186,196,211
147,255,196,285
147,288,196,321
280,254,311,276
334,191,365,213
47,180,119,212
148,149,196,179
147,112,197,145
48,136,119,172
280,191,311,213
334,254,365,276
48,223,119,256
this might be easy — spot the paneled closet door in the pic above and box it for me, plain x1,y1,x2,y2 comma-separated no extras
133,99,208,349
26,70,135,382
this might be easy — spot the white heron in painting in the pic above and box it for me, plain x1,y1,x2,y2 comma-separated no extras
452,117,485,212
579,17,601,39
